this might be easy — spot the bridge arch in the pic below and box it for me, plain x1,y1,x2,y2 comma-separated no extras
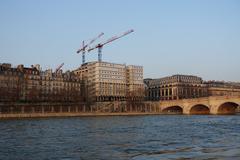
162,106,183,114
217,102,239,115
190,104,210,115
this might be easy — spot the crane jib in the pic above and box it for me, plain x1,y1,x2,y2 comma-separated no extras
78,29,134,62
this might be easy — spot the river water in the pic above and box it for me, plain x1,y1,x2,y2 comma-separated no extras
0,115,240,160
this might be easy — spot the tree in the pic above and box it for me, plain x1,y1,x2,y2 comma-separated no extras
126,87,145,112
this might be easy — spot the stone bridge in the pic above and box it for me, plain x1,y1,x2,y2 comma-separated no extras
145,96,240,115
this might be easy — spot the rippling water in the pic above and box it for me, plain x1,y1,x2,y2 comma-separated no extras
0,115,240,160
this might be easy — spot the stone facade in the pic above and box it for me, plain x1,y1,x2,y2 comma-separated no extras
0,63,81,102
0,63,24,102
144,75,240,101
74,61,144,102
144,75,208,101
204,81,240,97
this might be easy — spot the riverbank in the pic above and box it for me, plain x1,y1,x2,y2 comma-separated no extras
0,97,239,119
0,102,161,119
0,112,165,119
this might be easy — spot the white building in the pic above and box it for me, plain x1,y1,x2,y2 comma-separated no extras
74,61,144,102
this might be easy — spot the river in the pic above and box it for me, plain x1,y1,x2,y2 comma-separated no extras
0,115,240,160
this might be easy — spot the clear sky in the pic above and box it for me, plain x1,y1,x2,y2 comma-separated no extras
0,0,240,81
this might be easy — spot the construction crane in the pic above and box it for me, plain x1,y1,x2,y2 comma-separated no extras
88,29,134,62
76,32,104,64
55,63,64,74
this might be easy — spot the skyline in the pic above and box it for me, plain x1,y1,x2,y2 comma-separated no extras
0,0,240,81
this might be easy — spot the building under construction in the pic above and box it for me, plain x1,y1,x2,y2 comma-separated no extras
74,61,144,102
74,29,144,102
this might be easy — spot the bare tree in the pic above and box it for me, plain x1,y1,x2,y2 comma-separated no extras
126,88,145,112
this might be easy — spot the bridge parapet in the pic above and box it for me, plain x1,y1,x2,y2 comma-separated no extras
157,96,240,114
139,96,240,114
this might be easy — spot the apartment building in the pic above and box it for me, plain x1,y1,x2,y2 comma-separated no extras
0,63,24,102
0,63,81,102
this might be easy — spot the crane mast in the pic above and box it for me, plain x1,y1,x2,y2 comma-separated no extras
88,29,134,62
76,32,104,64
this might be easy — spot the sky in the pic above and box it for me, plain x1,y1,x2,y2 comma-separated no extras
0,0,240,81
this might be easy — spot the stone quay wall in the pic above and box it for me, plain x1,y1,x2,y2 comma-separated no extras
0,101,161,119
1,96,240,119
